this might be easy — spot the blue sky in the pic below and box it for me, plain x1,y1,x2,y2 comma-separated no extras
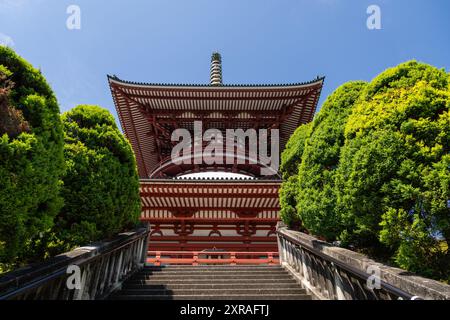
1,0,449,126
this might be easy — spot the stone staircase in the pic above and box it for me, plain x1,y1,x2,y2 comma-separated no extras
109,265,312,300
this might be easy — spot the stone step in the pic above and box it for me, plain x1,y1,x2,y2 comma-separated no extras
138,270,289,276
144,265,282,270
123,282,301,290
116,288,307,296
109,264,311,301
130,274,294,281
110,294,312,300
141,267,285,272
126,278,298,285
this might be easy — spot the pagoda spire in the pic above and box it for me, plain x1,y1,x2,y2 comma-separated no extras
210,52,223,86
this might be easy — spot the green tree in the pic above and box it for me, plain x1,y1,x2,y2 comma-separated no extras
296,81,367,240
280,123,312,179
279,123,312,228
336,61,450,280
47,105,141,254
280,175,301,228
0,47,64,270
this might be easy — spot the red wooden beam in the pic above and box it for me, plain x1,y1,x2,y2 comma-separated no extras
148,243,278,251
140,217,279,222
149,236,276,242
141,206,280,211
140,192,279,198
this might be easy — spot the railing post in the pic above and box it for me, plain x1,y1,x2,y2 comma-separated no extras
141,222,151,266
276,222,286,265
268,252,274,265
332,263,346,300
277,235,285,264
230,252,236,265
293,245,300,273
74,264,89,300
155,251,161,266
287,243,294,267
193,252,199,266
302,248,311,285
113,251,124,286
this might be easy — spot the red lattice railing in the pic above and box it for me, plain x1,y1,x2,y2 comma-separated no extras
147,251,279,266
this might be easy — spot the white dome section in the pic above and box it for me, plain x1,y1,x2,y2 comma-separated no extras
177,172,254,180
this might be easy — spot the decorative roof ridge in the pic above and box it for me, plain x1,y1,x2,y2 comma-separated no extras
107,74,325,88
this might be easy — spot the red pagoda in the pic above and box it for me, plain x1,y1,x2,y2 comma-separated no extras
108,53,324,264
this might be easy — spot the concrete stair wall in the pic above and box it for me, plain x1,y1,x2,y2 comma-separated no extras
109,265,312,300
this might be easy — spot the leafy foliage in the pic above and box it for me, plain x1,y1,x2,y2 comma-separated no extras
279,175,301,228
280,61,450,281
0,67,30,137
279,123,312,228
296,81,367,240
337,61,450,280
0,47,64,270
46,105,141,254
280,123,312,179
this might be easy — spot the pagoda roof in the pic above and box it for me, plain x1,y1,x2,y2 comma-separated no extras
140,179,281,220
108,75,324,178
108,74,324,88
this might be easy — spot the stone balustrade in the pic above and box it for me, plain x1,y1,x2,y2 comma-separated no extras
277,223,450,300
0,225,150,300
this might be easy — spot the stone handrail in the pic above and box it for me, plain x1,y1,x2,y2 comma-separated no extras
0,225,150,300
277,223,450,300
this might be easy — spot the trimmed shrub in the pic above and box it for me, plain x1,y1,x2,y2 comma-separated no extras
280,175,301,228
280,123,312,179
336,61,450,280
0,47,64,270
280,61,449,281
47,105,141,254
280,123,312,228
296,81,367,240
